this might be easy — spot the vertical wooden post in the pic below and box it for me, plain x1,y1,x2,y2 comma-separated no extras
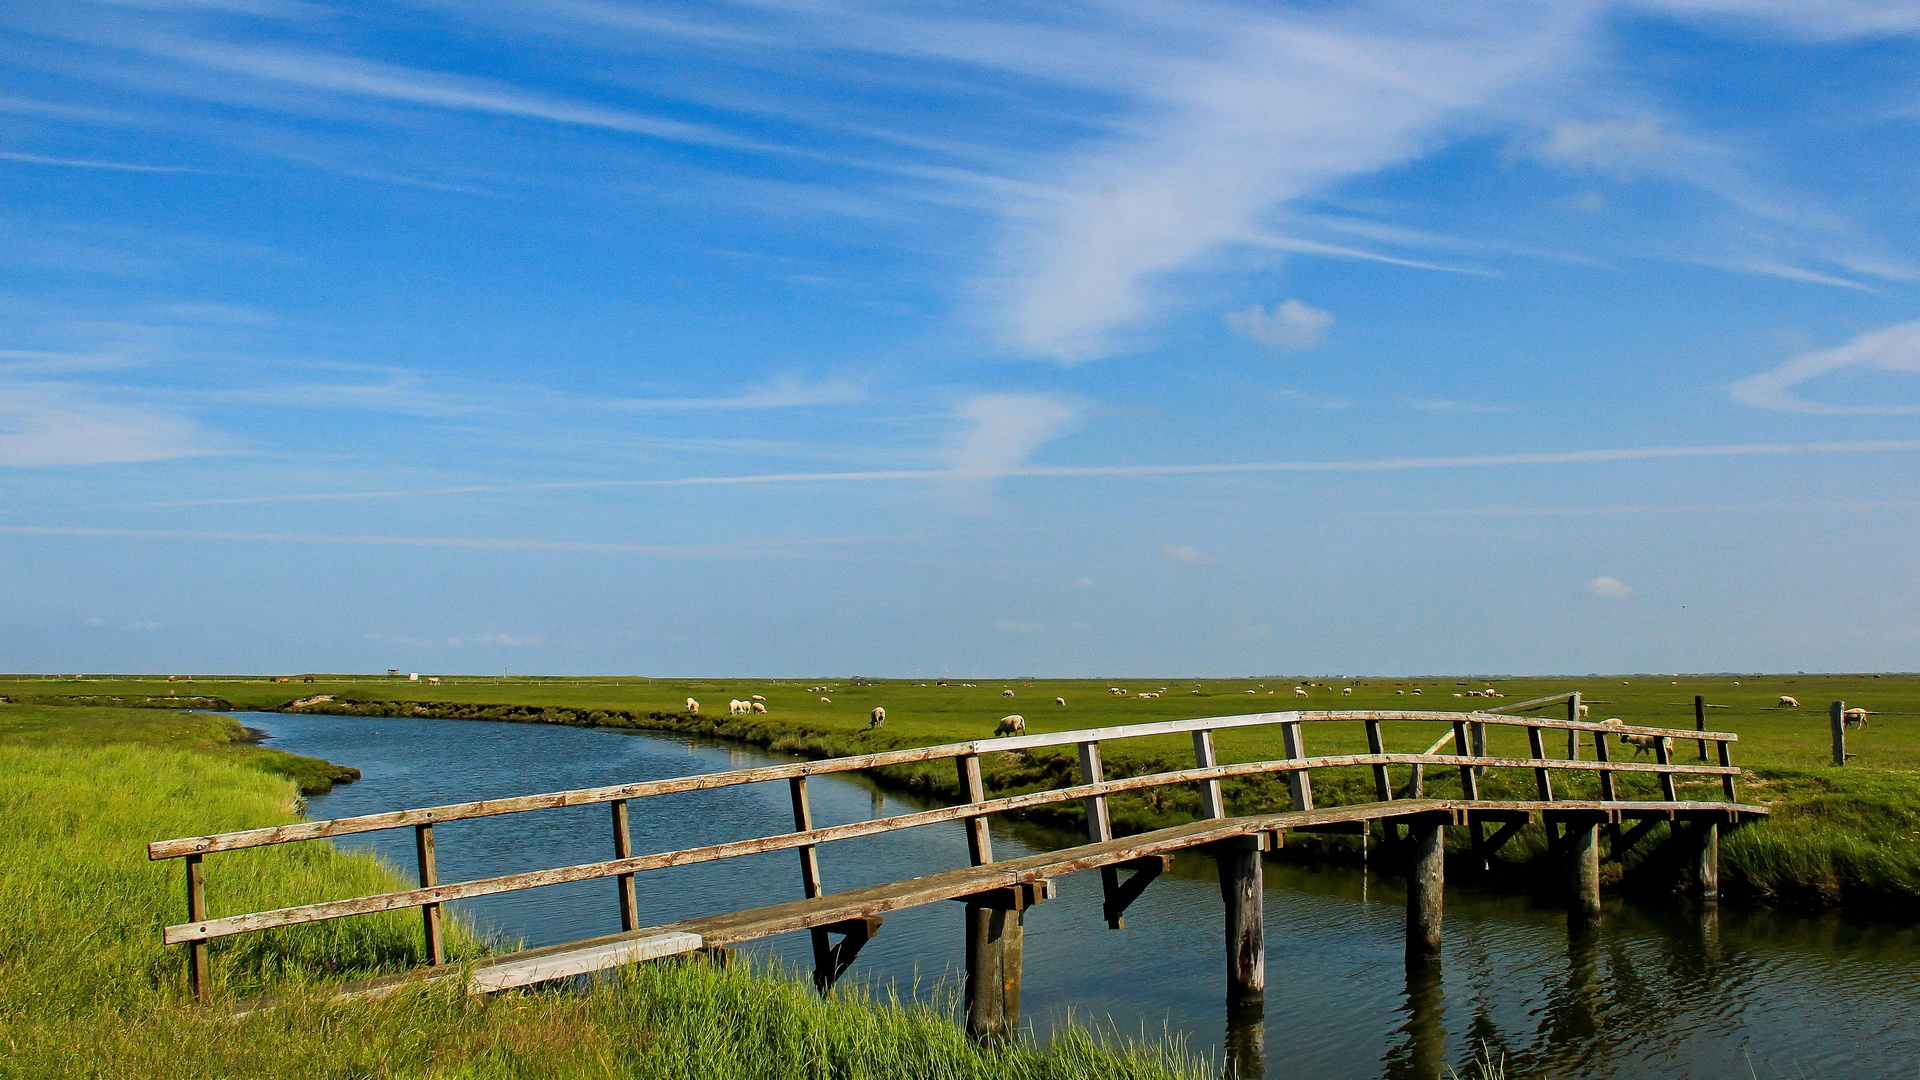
1594,729,1616,801
957,753,992,865
1470,720,1487,778
1079,741,1125,929
1694,695,1708,761
1216,837,1266,1002
1567,820,1601,925
1451,722,1478,800
415,823,444,966
184,853,208,1002
1365,720,1393,803
1694,821,1719,902
789,776,833,985
1405,819,1443,965
1192,730,1225,819
964,902,1023,1042
1718,740,1739,803
1653,733,1678,802
1280,721,1313,811
1831,700,1847,766
611,799,637,932
1402,960,1447,1080
1566,692,1582,760
1527,724,1555,801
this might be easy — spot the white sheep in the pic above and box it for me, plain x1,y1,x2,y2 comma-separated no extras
868,706,885,729
1577,703,1590,719
426,677,440,685
995,715,1026,735
751,695,766,703
1002,689,1015,697
751,701,767,714
1341,687,1353,697
820,697,831,704
1843,707,1869,728
1294,687,1308,697
686,698,699,714
728,699,746,715
1056,697,1066,706
1411,688,1422,696
1779,695,1800,707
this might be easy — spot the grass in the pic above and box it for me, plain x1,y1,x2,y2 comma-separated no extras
9,670,1920,912
0,701,1204,1079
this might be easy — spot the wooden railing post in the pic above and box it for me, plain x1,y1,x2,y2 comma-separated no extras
611,799,637,932
1594,726,1617,802
1365,720,1393,803
1653,732,1679,801
414,823,444,966
1694,695,1708,761
184,852,207,1002
1405,819,1444,965
1451,721,1478,800
1718,741,1739,803
957,753,992,865
1526,723,1555,802
788,776,836,989
1831,701,1847,767
1191,731,1225,819
1280,721,1313,811
1079,741,1127,930
1566,692,1582,760
1470,720,1487,778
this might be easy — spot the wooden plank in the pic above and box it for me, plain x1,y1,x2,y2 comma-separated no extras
1481,692,1576,714
468,931,703,993
148,709,1738,859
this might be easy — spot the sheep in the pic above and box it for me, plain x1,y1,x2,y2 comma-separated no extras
1411,688,1422,696
820,697,831,704
1779,695,1800,708
1341,687,1353,697
1294,687,1308,697
1620,732,1671,759
1245,689,1257,695
728,699,746,715
995,715,1026,736
1577,703,1590,719
1002,689,1015,697
1844,707,1869,728
751,701,767,714
1109,687,1126,695
1395,690,1404,695
751,695,766,703
1056,697,1066,706
868,706,885,730
426,677,440,685
686,697,699,714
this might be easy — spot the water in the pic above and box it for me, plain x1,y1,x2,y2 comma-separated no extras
243,712,1920,1079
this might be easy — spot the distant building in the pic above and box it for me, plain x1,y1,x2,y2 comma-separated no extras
409,672,419,681
388,668,400,677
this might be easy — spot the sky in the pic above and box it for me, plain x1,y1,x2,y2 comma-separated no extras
5,0,1920,677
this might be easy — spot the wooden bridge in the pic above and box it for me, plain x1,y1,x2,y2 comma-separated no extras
151,693,1765,1039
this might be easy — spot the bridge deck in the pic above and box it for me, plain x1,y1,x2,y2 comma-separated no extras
285,796,1763,1008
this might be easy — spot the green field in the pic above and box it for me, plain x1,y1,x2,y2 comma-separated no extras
0,702,1204,1079
6,670,1919,911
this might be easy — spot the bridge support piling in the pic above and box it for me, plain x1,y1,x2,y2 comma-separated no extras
1214,835,1267,1003
1405,819,1444,965
1567,820,1601,925
1693,820,1719,903
962,882,1049,1043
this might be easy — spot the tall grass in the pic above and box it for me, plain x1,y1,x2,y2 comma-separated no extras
0,705,1203,1079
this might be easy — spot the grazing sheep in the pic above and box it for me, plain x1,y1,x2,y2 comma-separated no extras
820,697,831,704
995,715,1026,736
1246,689,1257,695
1002,689,1015,697
751,701,767,714
1577,703,1590,719
1395,690,1404,696
1294,687,1308,697
868,706,885,730
686,698,699,714
1844,707,1869,728
1779,695,1800,707
426,677,440,685
729,699,746,715
1109,687,1126,695
1412,688,1423,696
1341,687,1353,697
1620,733,1671,758
751,695,766,703
1056,697,1066,706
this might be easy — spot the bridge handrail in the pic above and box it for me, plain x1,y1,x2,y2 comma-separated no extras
148,707,1732,859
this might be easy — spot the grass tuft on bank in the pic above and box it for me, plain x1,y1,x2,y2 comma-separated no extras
0,702,1203,1079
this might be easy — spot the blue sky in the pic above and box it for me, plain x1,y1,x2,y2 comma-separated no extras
5,0,1920,676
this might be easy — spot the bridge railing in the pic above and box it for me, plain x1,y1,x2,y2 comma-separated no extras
150,701,1744,998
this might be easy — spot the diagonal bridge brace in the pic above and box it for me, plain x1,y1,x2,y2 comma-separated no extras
811,916,882,992
1099,855,1171,929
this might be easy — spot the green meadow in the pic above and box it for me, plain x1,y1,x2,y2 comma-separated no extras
6,669,1919,910
0,702,1205,1079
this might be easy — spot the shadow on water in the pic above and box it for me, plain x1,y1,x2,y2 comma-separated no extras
242,712,1920,1079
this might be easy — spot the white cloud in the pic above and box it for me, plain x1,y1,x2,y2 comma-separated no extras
603,374,866,412
1533,117,1692,178
0,382,218,467
482,634,544,646
1408,398,1512,413
1161,544,1210,566
940,393,1080,475
1588,576,1634,597
1730,320,1920,413
1227,299,1334,350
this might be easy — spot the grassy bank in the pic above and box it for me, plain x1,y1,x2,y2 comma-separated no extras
0,702,1202,1079
10,671,1920,913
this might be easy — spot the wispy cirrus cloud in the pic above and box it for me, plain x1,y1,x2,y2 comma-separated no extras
1730,319,1920,413
0,381,218,466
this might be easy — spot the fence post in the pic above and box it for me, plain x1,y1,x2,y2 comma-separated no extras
957,754,992,864
1594,727,1616,801
1216,836,1266,1003
1192,731,1226,819
1653,732,1678,802
789,776,834,987
184,852,208,1002
414,823,444,966
1718,740,1739,803
1694,695,1708,761
1831,701,1847,766
1405,819,1444,965
611,798,637,932
1365,719,1393,803
1526,723,1554,801
1079,741,1126,930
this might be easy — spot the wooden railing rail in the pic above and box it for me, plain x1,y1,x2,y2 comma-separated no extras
151,706,1747,998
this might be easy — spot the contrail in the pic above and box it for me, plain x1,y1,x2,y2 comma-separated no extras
0,525,894,556
128,437,1920,509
